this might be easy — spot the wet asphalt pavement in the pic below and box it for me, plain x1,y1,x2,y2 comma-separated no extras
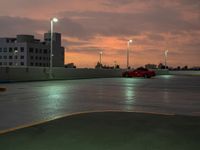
0,75,200,132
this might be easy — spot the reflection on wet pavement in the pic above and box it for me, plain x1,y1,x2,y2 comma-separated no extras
0,75,200,131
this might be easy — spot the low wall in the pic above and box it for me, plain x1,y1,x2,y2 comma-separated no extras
169,71,200,76
0,67,173,82
0,67,124,82
154,69,169,75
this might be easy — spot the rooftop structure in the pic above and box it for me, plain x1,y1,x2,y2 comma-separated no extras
0,33,64,67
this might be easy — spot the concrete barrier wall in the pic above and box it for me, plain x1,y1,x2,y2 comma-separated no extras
1,67,185,82
0,67,125,82
169,71,200,76
154,69,169,75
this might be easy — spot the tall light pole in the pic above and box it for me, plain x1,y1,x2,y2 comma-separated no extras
49,17,58,79
127,40,133,69
99,51,103,68
164,50,168,69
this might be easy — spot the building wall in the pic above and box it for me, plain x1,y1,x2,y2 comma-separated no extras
26,43,50,67
0,33,64,67
0,41,27,67
44,32,64,67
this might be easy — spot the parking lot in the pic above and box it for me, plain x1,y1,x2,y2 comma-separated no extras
0,75,200,133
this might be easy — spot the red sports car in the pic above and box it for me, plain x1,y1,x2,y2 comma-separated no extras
122,67,156,78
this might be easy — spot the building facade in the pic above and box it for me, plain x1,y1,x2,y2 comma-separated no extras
0,32,64,67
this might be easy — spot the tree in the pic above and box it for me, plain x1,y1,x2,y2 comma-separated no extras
182,66,188,70
145,64,157,69
65,63,76,68
95,62,103,69
115,64,120,69
158,63,165,69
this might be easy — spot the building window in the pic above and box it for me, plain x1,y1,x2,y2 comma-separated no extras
39,57,42,60
14,47,18,50
43,57,46,60
30,62,34,66
0,56,2,59
20,47,24,52
35,48,38,53
9,62,13,66
21,62,24,66
35,56,38,60
39,49,42,53
9,47,13,52
35,63,38,66
44,49,47,54
21,56,24,59
0,62,2,65
3,48,7,52
15,56,18,59
4,56,7,59
30,56,34,60
0,48,2,52
29,48,34,53
9,56,13,59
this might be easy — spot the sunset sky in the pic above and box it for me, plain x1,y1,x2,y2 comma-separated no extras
0,0,200,68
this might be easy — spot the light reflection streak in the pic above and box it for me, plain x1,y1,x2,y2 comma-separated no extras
36,85,73,119
123,79,138,110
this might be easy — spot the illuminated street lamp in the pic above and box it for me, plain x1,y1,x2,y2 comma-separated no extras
49,17,58,79
127,40,133,69
164,50,169,69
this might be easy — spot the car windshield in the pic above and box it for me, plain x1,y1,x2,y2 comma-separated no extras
136,67,148,71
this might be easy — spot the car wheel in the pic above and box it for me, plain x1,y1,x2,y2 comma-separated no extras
125,73,129,77
144,74,150,78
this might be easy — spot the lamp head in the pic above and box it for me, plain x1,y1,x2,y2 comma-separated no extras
52,17,58,22
165,50,168,56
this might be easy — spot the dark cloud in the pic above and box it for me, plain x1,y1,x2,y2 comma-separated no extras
0,16,47,37
59,7,200,38
102,0,134,7
63,40,89,47
55,17,87,38
178,0,200,8
66,46,103,54
146,33,165,41
0,16,87,39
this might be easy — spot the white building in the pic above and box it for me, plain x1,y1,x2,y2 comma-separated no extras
0,32,64,67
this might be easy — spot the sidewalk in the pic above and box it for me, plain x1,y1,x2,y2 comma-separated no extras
0,112,200,150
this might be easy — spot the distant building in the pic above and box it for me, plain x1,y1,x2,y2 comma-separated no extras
0,32,64,67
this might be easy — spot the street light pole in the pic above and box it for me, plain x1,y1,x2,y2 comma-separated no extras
99,51,103,65
164,50,168,69
49,17,58,79
127,40,132,69
99,51,103,68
